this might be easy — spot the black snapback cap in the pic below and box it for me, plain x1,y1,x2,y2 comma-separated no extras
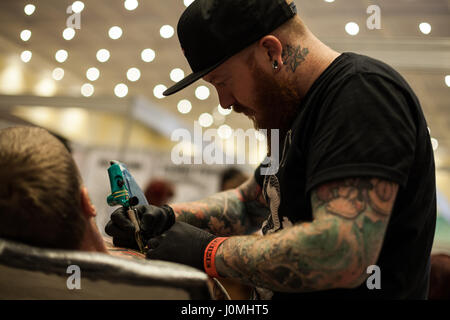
163,0,297,96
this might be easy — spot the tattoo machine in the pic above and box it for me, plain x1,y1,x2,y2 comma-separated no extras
106,160,149,253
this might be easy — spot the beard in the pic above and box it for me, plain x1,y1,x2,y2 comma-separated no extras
242,61,302,156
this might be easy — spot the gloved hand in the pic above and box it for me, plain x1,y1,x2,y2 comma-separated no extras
146,221,217,271
105,204,175,250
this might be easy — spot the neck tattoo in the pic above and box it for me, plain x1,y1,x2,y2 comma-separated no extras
282,44,310,73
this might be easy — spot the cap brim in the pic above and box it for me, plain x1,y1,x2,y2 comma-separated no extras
163,57,228,96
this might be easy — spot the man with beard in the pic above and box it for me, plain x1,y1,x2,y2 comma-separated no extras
105,0,436,299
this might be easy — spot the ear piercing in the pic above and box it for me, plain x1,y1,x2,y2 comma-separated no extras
272,60,279,70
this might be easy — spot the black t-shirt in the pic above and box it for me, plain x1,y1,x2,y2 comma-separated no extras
254,52,436,299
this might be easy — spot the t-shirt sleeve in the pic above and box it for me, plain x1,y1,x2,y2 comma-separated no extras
306,73,417,192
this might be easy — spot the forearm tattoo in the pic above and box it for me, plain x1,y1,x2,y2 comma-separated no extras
215,178,398,292
170,178,269,236
282,44,309,72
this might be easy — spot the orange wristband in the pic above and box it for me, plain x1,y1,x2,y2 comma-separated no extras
203,237,228,278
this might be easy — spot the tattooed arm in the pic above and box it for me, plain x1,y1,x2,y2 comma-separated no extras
214,177,398,292
170,177,269,236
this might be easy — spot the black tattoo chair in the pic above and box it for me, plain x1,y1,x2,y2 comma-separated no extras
0,237,212,299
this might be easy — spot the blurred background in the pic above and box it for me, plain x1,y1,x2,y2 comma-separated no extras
0,0,449,251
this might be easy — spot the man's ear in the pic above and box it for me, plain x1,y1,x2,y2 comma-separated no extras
258,35,283,70
80,187,96,219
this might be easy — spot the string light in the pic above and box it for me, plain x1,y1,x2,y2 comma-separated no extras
218,105,232,116
20,50,32,63
71,1,85,13
198,113,213,127
195,86,210,100
81,83,94,97
96,49,110,62
108,26,123,40
20,30,32,41
55,49,68,63
345,22,359,36
419,22,431,35
24,4,36,15
62,28,76,40
86,67,100,81
153,84,167,99
160,25,174,39
124,0,139,11
114,83,128,98
52,68,65,81
170,68,185,82
141,48,155,62
127,67,141,82
177,100,192,114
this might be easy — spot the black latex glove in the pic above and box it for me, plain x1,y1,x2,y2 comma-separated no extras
104,204,175,250
146,221,216,271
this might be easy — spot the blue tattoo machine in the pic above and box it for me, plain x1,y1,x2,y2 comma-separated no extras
106,160,148,252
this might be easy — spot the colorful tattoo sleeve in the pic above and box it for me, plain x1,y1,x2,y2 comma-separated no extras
170,177,269,236
214,177,398,292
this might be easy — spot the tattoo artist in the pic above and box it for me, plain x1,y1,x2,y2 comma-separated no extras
105,0,436,299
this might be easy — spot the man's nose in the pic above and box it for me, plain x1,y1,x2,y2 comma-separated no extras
216,90,234,110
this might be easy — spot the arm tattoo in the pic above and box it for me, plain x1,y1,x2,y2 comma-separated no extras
282,44,309,72
170,177,269,236
215,177,398,292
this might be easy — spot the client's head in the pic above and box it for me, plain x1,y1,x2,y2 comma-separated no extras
0,126,104,252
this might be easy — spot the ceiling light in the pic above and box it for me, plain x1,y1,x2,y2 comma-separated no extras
127,67,141,82
124,0,138,11
195,86,210,100
81,83,94,97
24,4,36,15
20,30,32,41
177,100,192,114
71,1,85,13
20,50,32,63
34,78,56,97
55,49,68,63
198,113,213,127
114,83,128,98
345,22,359,36
96,49,110,62
86,67,100,81
62,27,76,40
141,48,155,62
170,68,185,82
52,68,65,81
218,124,233,140
153,84,167,99
0,62,24,94
60,108,87,135
160,25,174,39
218,104,232,116
184,0,195,7
445,75,450,87
324,0,335,2
108,26,123,40
419,22,431,35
